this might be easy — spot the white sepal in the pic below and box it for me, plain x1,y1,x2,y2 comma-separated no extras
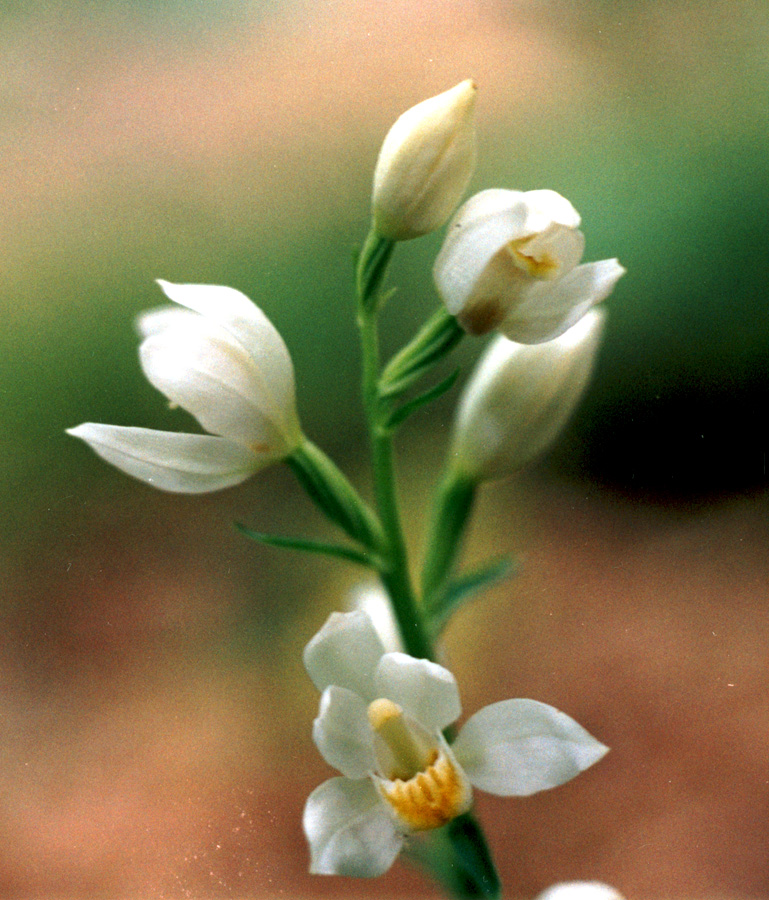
65,423,260,493
312,686,377,779
374,652,461,733
452,698,609,796
303,777,403,877
451,309,605,481
303,610,386,702
537,883,625,900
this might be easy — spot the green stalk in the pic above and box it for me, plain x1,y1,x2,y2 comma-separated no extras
355,224,501,899
421,465,477,604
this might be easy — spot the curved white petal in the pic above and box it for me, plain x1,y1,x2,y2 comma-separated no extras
347,583,403,654
537,883,625,900
374,652,461,732
313,686,377,778
452,698,609,796
138,318,299,455
303,777,403,877
452,310,605,479
501,258,625,344
135,305,198,340
66,424,260,493
519,189,581,231
303,611,386,702
156,280,296,416
434,189,531,317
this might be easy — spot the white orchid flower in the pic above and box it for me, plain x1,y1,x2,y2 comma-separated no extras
67,280,302,493
451,309,605,481
434,188,625,342
372,79,478,241
303,610,608,878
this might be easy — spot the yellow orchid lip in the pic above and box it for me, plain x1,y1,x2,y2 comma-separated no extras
375,746,473,832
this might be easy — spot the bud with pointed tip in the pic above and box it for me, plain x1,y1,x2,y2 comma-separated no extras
372,80,478,241
451,309,606,481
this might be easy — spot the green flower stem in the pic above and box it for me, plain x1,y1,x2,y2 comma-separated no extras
380,306,464,397
356,226,501,899
287,438,385,554
421,465,478,604
358,303,433,661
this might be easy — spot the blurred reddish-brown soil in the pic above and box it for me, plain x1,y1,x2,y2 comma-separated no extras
2,478,768,899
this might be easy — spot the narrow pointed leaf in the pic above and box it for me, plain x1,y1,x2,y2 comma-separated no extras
235,524,377,567
380,307,464,399
426,556,517,637
384,369,460,431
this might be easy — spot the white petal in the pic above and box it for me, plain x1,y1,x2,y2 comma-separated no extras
66,424,260,493
313,686,377,778
452,699,609,796
347,583,404,653
303,611,386,703
520,189,581,231
434,189,531,317
139,317,298,455
303,777,403,877
374,653,461,731
501,258,625,344
135,305,198,340
155,280,296,417
537,883,625,900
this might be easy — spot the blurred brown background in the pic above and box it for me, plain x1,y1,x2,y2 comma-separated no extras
2,1,769,897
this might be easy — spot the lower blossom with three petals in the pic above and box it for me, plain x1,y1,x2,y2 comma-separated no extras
303,610,609,878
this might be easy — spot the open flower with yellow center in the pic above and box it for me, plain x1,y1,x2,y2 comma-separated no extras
303,610,609,878
433,188,625,342
67,280,301,493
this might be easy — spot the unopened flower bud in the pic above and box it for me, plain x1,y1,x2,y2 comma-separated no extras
372,80,477,241
451,309,606,481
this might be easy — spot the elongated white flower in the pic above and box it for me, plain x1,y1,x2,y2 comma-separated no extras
67,281,301,493
303,610,608,878
434,188,625,342
372,79,477,241
452,309,605,481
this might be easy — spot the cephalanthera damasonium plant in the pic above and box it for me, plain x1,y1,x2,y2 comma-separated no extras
68,80,625,899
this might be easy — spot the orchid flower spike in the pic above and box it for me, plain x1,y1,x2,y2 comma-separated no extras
372,79,478,241
67,281,302,493
434,188,625,342
303,610,608,878
451,309,606,482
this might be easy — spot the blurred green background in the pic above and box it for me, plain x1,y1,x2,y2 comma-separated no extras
2,1,769,898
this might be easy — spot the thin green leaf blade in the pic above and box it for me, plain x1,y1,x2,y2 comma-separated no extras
384,369,461,430
426,556,517,637
235,523,376,567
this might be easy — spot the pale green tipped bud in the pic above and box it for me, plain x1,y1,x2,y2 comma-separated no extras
372,80,477,241
451,309,606,481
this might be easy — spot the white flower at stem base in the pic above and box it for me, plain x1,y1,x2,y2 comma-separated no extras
434,188,625,342
372,79,478,241
67,280,301,493
451,308,605,482
303,610,608,878
537,883,625,900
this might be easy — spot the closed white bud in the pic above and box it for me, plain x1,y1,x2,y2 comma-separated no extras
372,80,477,241
434,188,625,342
451,309,605,481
